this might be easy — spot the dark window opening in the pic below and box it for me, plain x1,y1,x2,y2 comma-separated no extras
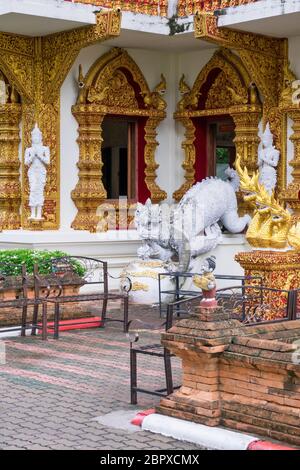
102,116,137,200
207,118,236,180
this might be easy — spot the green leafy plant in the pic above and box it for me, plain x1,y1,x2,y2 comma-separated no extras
0,250,85,277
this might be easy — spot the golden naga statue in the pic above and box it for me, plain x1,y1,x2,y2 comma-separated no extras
235,155,300,251
142,74,167,111
177,74,200,112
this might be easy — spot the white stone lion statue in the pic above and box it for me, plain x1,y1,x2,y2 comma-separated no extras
135,170,251,272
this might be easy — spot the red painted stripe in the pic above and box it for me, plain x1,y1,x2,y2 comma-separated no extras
248,440,297,451
37,317,103,333
131,409,155,426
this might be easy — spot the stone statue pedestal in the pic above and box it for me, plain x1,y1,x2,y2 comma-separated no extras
27,218,44,231
235,250,300,320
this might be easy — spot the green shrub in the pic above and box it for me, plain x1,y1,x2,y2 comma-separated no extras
0,249,85,277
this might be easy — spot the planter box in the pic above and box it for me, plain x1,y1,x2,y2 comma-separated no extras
0,273,85,301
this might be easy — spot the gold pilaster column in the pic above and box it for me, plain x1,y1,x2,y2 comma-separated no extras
173,116,196,202
231,104,261,215
230,104,261,173
0,104,22,229
71,106,107,232
281,110,300,219
144,115,167,203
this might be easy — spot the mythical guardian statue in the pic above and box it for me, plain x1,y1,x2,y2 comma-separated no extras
135,171,251,271
258,123,280,195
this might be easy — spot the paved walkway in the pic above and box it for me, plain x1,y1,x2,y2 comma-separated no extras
0,303,203,450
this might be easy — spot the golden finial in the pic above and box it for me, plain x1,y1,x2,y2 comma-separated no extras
179,74,191,95
154,74,166,94
78,65,85,89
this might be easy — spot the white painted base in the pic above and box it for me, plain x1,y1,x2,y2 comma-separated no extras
142,414,256,451
0,327,32,339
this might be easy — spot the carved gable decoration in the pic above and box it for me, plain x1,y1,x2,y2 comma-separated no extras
88,69,138,108
84,48,149,111
205,71,241,109
189,50,250,112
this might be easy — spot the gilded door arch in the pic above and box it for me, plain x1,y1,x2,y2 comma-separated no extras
71,47,167,232
173,48,262,202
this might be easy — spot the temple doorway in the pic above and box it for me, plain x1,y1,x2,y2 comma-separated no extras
102,116,137,201
207,117,236,180
193,115,236,183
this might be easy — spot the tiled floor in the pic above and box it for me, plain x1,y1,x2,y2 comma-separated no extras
0,302,203,450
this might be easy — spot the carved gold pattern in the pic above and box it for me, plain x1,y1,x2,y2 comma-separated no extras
173,117,196,202
178,0,257,16
235,155,300,251
0,11,121,230
194,13,283,59
0,103,22,229
131,281,149,292
144,116,167,203
235,250,300,320
173,48,261,202
138,260,164,268
72,48,167,231
71,108,106,232
190,12,292,203
73,0,168,17
276,58,300,218
230,105,261,172
205,71,246,109
89,70,138,108
127,270,159,280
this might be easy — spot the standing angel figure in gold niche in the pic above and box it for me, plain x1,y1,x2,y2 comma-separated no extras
25,124,50,220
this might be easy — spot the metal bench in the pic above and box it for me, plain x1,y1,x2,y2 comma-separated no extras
32,256,131,339
0,263,49,340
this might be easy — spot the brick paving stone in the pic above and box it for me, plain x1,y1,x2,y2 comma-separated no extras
0,303,204,450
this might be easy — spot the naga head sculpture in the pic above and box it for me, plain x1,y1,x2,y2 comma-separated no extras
235,154,300,251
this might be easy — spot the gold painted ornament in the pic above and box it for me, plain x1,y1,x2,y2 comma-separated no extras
235,155,300,251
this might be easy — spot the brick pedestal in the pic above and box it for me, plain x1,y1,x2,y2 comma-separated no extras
157,306,244,426
157,303,300,447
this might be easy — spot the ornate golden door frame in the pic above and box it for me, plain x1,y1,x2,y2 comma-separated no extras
0,10,120,231
71,48,167,232
0,71,21,229
173,48,262,202
190,13,291,205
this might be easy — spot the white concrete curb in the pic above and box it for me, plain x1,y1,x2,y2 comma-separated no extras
141,414,256,450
